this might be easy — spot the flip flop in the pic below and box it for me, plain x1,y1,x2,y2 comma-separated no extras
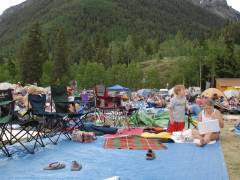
146,149,156,160
71,161,82,171
43,162,66,170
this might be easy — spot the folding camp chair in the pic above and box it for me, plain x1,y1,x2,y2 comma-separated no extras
28,94,71,145
0,89,44,156
51,85,89,131
0,135,10,156
94,85,127,127
0,93,13,156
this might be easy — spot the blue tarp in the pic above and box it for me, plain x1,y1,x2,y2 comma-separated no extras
0,136,228,180
107,84,129,91
137,89,152,97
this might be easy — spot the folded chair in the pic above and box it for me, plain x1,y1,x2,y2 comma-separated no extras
51,85,89,131
0,89,44,156
28,94,71,145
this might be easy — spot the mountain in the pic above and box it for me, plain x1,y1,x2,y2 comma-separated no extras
0,0,227,57
189,0,240,20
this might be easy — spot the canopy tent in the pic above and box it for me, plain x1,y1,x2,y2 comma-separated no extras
201,88,225,98
107,84,129,91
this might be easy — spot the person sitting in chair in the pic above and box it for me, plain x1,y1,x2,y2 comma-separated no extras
192,99,224,146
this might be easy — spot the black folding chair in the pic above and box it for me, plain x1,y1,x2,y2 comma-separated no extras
28,94,71,145
0,89,44,156
51,85,89,131
0,98,12,157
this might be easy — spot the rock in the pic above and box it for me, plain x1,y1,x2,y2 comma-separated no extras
189,0,240,20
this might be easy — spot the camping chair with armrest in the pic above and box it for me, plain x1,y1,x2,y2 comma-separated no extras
28,94,71,145
0,89,44,156
0,93,13,157
79,92,95,113
95,86,127,127
51,85,89,132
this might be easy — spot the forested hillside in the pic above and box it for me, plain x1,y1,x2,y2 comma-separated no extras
1,0,240,89
0,0,226,57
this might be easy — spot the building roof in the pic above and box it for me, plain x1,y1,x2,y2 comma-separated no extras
216,78,240,86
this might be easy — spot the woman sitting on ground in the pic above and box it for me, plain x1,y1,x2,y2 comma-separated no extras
192,99,224,146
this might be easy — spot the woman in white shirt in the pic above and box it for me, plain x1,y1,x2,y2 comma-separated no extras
192,99,224,146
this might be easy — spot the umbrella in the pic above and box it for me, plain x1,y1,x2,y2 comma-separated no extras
201,88,225,98
0,82,14,90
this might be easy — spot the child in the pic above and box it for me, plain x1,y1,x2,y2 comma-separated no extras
168,85,187,133
192,99,224,146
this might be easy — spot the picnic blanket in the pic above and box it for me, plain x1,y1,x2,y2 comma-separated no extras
0,136,228,180
104,128,143,139
104,135,167,150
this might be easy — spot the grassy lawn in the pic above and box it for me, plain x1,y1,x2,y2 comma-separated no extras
221,120,240,180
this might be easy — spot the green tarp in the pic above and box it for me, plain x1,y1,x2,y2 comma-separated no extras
129,111,196,128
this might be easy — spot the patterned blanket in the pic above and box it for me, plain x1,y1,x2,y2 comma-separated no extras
104,135,167,150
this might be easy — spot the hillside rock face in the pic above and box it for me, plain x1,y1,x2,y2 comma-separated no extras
190,0,240,20
0,0,33,22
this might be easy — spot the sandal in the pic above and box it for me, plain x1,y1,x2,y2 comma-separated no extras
71,160,82,171
43,162,66,170
146,149,156,160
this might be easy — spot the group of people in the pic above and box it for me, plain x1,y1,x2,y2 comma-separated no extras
3,81,225,147
8,81,93,116
130,92,167,109
228,96,240,108
168,85,224,147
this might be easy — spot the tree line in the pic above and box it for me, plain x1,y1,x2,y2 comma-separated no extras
0,22,240,89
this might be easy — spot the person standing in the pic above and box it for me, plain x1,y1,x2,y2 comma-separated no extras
168,85,187,133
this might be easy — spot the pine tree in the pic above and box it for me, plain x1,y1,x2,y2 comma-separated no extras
215,25,239,78
125,35,137,64
7,59,16,80
19,22,47,84
52,28,69,84
40,60,54,86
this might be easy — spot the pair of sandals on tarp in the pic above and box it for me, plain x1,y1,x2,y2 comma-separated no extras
44,161,81,171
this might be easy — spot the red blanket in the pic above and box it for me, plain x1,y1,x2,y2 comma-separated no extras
104,136,166,150
104,128,143,139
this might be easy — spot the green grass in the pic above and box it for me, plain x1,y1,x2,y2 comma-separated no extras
221,120,240,180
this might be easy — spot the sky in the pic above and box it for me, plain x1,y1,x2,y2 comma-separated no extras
227,0,240,12
0,0,239,15
0,0,26,15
